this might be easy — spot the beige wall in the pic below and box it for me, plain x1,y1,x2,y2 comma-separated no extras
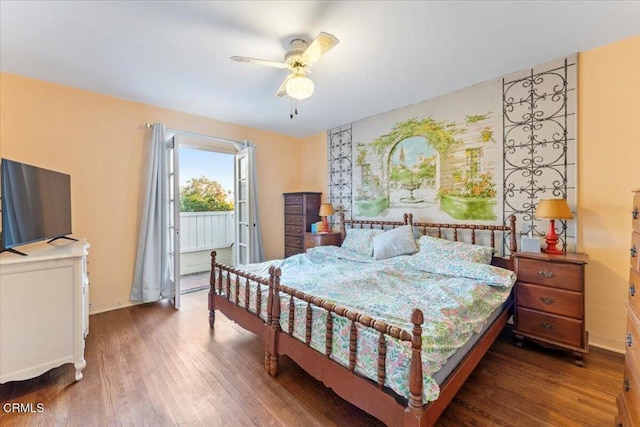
299,131,328,198
0,73,300,313
578,35,640,352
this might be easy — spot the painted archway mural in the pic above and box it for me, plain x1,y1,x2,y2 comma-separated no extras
353,114,498,221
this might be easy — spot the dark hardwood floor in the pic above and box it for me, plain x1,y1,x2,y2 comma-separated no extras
0,289,623,426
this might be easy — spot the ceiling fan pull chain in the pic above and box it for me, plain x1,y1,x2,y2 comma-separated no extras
290,97,293,119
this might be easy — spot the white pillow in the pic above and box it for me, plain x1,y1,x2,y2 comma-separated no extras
341,228,384,257
372,225,419,260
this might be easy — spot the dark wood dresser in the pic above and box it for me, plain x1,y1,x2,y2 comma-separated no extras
283,192,321,258
513,251,589,366
303,232,341,252
617,189,640,426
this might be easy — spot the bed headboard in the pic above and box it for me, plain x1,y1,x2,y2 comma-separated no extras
339,212,517,269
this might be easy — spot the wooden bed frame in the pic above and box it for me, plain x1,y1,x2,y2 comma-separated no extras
208,214,517,426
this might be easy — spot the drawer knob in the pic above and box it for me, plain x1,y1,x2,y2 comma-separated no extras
540,321,556,330
632,245,637,258
627,332,633,347
624,378,631,392
539,270,555,279
539,296,555,305
631,283,637,297
633,206,639,220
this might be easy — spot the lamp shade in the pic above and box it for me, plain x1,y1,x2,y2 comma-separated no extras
285,74,314,100
319,203,335,217
534,199,574,220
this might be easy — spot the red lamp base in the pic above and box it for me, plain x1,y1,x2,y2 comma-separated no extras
542,219,564,254
322,217,329,233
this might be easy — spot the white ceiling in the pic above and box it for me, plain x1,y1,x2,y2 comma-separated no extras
1,1,639,138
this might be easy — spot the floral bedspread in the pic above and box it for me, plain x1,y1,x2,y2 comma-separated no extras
221,246,515,403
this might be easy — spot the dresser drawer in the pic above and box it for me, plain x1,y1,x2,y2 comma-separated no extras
626,307,640,375
285,245,302,258
284,194,303,205
285,235,302,248
516,307,583,348
284,214,303,226
516,258,583,291
285,225,304,236
631,268,640,319
285,205,303,214
621,359,640,427
631,231,640,273
516,283,582,319
632,191,640,233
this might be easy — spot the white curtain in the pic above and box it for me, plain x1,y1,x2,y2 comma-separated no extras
130,123,171,302
244,141,264,263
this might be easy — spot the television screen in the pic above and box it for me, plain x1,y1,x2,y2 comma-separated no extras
1,158,72,251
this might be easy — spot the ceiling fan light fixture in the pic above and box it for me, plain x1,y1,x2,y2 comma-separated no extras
285,74,314,100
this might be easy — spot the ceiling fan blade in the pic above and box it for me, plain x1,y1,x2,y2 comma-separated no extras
301,32,339,64
230,56,287,69
276,74,294,97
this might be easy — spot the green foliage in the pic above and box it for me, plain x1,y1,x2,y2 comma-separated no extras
180,175,234,212
465,113,491,125
370,117,462,159
438,172,496,199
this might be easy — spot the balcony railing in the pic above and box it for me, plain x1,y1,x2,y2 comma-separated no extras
180,211,234,253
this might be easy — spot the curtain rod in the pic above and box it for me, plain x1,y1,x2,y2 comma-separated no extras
144,122,246,148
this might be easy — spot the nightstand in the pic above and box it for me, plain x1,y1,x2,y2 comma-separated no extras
512,251,589,366
303,232,341,252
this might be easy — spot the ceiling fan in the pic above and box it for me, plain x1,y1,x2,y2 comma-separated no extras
231,32,339,109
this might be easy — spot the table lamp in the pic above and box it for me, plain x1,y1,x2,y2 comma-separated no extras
318,203,335,233
534,198,573,254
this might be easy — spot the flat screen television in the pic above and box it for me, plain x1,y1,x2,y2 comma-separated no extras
1,158,74,255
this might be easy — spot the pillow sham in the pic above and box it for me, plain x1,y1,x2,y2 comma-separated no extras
372,225,419,260
341,228,384,257
417,235,494,264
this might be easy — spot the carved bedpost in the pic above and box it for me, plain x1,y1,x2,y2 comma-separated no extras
340,211,346,242
268,267,282,377
407,213,413,226
405,309,424,424
209,251,217,328
265,266,275,373
507,214,518,253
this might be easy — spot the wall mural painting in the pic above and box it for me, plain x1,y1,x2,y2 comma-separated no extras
352,105,502,223
329,56,576,253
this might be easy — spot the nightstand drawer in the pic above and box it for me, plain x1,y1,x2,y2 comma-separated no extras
304,234,321,249
516,258,583,291
516,283,582,318
304,232,341,251
517,307,583,348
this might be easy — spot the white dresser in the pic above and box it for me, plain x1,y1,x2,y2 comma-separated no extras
0,239,90,383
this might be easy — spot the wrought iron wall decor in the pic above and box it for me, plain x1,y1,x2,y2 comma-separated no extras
503,56,577,253
328,125,353,222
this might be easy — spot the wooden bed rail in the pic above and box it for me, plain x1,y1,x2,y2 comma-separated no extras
339,212,518,255
209,251,426,406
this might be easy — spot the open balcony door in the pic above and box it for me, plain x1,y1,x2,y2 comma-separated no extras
234,147,255,266
168,137,181,308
